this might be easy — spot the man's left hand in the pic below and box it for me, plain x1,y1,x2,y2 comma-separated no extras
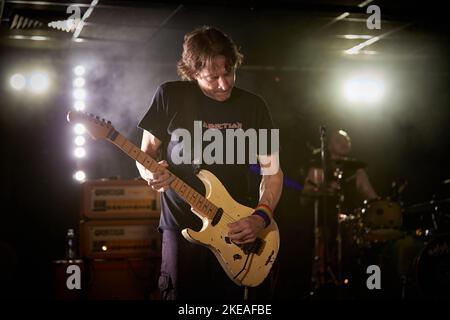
227,215,266,244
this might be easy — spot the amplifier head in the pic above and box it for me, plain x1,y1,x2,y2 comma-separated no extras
81,178,160,219
80,219,161,259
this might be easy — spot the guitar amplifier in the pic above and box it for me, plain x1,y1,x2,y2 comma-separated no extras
80,219,161,259
85,258,161,300
81,178,160,219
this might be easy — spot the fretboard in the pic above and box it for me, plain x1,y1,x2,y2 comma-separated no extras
108,130,217,219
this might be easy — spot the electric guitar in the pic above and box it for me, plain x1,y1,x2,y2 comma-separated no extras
67,111,280,287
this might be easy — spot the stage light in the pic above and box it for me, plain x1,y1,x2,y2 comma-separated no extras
344,37,380,55
341,35,373,40
74,136,86,146
73,77,85,88
73,123,86,135
73,65,85,76
10,73,26,90
29,72,49,94
343,73,384,104
73,88,86,100
30,36,49,41
74,100,85,111
73,170,86,182
338,130,349,137
74,147,86,158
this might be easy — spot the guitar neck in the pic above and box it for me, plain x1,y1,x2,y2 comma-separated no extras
107,130,217,219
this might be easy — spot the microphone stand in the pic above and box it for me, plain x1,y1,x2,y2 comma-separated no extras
319,126,330,286
310,126,328,295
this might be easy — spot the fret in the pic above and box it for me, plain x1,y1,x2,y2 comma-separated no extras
114,134,126,148
129,146,140,160
118,137,130,151
124,141,134,154
176,182,183,195
116,136,134,156
149,160,159,173
184,184,192,199
143,157,153,171
184,186,194,203
206,201,214,219
198,198,208,215
179,183,188,196
196,193,205,211
134,149,145,163
119,135,128,148
196,196,207,213
190,191,198,206
171,177,181,189
176,181,186,196
204,203,212,218
194,193,203,209
206,208,213,219
201,201,209,217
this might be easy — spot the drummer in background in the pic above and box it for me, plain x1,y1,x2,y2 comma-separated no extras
303,130,378,211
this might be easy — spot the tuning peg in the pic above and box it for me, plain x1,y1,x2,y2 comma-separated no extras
95,116,100,120
107,121,111,125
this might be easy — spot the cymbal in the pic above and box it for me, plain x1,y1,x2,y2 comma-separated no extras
301,188,338,198
333,157,367,170
309,156,367,170
405,198,450,212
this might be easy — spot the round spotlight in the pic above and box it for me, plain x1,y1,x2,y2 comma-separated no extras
74,136,86,146
73,77,85,88
73,170,86,182
343,74,384,104
74,147,86,158
74,100,85,111
29,72,50,94
74,65,85,76
73,89,86,100
10,73,26,90
73,123,86,135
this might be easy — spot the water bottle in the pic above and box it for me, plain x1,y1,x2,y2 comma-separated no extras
66,228,76,260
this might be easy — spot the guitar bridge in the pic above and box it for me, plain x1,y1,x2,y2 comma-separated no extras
240,237,265,255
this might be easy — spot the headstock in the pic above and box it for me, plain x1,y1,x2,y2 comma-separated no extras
67,111,114,140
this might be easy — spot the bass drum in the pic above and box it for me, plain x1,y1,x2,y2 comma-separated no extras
361,198,404,245
416,234,450,298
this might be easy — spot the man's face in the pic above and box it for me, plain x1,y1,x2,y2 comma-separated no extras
329,134,351,157
195,55,235,102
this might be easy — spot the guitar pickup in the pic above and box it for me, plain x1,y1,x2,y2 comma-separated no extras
240,238,265,255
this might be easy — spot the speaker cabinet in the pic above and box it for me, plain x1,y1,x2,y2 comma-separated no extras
85,258,161,300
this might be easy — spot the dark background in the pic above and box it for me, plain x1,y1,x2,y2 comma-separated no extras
0,0,449,299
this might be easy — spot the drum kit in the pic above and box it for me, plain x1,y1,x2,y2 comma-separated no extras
302,156,450,299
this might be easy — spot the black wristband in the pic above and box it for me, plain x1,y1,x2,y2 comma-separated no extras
252,210,271,228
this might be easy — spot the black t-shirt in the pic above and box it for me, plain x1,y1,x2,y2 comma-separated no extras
138,81,276,231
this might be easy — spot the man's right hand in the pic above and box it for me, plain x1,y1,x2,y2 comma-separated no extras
143,160,174,192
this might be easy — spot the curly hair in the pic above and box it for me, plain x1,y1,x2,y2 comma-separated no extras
177,26,244,81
